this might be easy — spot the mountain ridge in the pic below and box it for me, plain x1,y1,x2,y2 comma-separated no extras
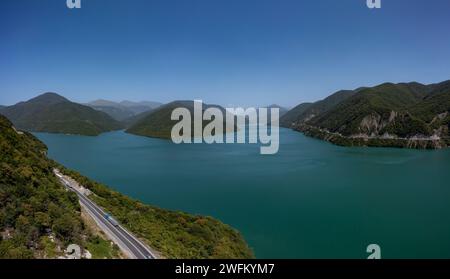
126,100,234,139
283,80,450,149
0,93,123,136
86,100,162,121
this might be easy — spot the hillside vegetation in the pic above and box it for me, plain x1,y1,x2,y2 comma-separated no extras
56,165,254,259
0,114,91,258
280,90,358,127
0,114,253,259
279,102,312,127
86,100,161,121
126,101,235,139
0,93,123,136
283,80,450,149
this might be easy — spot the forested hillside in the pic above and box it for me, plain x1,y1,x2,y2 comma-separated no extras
283,80,450,148
0,93,123,136
0,114,253,259
0,115,89,258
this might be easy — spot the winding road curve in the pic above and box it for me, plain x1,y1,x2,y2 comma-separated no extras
54,169,156,259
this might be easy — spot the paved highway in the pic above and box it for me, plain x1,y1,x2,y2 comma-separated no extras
54,170,156,259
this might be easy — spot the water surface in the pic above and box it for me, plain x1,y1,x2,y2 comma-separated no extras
35,129,450,258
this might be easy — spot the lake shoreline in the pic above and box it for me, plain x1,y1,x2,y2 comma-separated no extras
35,129,450,258
291,123,450,150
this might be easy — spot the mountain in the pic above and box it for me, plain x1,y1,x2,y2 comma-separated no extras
126,101,234,139
280,90,358,128
87,105,136,122
86,100,162,121
120,100,162,112
86,100,136,122
302,90,358,123
122,109,155,128
287,80,450,149
268,104,289,117
0,93,123,136
409,80,450,123
308,82,431,135
0,114,93,258
87,99,119,107
279,102,313,127
0,114,253,259
241,104,289,125
300,90,358,121
266,104,288,124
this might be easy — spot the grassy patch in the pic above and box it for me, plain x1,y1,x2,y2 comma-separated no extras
85,235,119,259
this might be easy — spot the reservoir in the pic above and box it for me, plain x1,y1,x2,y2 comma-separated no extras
35,128,450,258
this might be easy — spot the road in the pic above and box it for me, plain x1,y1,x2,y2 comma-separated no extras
54,170,156,259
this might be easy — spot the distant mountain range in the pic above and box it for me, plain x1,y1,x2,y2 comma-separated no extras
3,84,448,149
85,100,162,121
121,109,156,128
281,80,450,149
0,94,283,139
0,93,123,136
279,103,313,127
268,104,289,116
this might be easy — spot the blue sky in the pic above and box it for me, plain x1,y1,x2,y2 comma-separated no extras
1,0,450,107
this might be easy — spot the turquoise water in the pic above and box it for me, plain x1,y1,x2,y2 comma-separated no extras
35,129,450,259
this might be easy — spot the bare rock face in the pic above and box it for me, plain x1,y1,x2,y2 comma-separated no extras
285,79,450,149
406,138,445,149
358,111,396,137
433,125,448,138
431,112,448,124
359,113,382,135
389,110,398,122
